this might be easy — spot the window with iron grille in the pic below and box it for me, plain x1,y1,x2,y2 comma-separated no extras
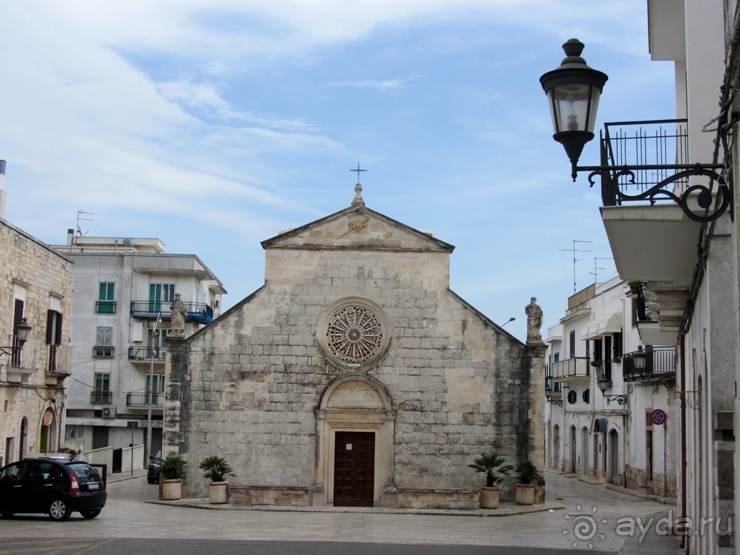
93,326,114,358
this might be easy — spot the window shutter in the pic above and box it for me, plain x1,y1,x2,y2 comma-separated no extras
55,313,63,345
47,310,54,344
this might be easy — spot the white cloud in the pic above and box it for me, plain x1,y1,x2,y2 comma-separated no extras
326,77,416,90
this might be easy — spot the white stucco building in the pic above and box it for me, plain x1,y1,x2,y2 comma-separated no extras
545,278,676,499
543,1,740,552
52,232,225,465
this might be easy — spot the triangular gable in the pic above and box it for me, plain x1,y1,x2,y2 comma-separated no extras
261,205,454,253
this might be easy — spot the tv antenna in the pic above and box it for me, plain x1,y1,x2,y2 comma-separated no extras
76,210,93,237
559,240,593,294
590,257,614,284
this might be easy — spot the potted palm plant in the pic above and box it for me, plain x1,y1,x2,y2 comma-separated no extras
468,453,512,509
159,454,185,501
514,460,542,505
198,455,234,504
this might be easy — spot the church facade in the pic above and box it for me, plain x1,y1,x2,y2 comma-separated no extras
163,190,546,509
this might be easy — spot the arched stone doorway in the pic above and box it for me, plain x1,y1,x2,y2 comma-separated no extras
315,375,395,507
39,408,56,453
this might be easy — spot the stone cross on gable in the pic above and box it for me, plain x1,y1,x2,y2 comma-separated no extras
351,163,367,207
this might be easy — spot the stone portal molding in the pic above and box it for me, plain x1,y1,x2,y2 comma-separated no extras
317,297,391,369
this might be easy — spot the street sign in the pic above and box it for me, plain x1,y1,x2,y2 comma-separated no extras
651,409,667,426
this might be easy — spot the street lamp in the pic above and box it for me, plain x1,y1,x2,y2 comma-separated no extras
540,39,731,223
544,387,563,407
501,317,515,328
632,345,648,371
595,367,627,405
0,318,32,357
539,38,608,180
145,316,161,463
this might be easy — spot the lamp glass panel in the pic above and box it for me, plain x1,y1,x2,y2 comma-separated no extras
633,354,647,370
548,84,600,134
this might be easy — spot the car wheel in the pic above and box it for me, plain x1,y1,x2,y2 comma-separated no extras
48,499,72,521
80,509,101,519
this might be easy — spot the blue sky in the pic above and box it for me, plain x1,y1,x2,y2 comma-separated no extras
0,1,674,341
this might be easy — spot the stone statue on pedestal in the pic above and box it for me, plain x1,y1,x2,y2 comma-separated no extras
170,293,186,337
525,297,543,343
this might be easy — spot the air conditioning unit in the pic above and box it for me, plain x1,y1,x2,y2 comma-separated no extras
102,407,116,419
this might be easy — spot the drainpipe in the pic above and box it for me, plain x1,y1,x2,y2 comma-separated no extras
680,337,687,550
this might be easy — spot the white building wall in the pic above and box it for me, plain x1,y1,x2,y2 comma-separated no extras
545,278,676,497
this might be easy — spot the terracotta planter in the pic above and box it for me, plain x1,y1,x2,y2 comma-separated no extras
208,481,228,504
479,487,500,509
515,484,535,505
160,479,182,501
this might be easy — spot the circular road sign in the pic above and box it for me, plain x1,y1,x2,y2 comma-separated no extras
651,409,667,426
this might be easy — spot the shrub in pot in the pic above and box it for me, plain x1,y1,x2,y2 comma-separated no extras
198,455,234,504
468,453,512,509
159,455,185,501
515,460,542,505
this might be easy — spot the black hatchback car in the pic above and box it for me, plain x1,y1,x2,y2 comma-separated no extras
0,457,107,521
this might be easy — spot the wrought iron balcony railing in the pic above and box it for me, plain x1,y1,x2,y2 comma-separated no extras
126,392,163,407
93,345,114,359
551,357,590,380
592,119,730,222
601,119,688,197
130,300,214,324
545,374,563,393
95,300,117,314
90,390,113,404
623,347,675,387
128,346,166,362
46,344,70,374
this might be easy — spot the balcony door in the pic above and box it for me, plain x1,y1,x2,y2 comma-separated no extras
149,284,175,314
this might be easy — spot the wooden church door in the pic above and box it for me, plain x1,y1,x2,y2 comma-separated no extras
333,431,375,506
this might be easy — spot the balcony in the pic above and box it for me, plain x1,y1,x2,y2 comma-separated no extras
545,374,563,402
45,344,71,385
551,357,590,381
130,300,214,324
90,390,113,405
128,346,166,363
597,120,704,285
623,347,676,387
126,392,163,408
4,337,39,383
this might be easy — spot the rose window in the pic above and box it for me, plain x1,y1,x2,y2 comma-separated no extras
326,306,383,363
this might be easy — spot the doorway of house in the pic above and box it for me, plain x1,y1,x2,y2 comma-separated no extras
333,431,375,507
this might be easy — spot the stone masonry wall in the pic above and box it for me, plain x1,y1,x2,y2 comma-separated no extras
176,250,533,501
0,219,73,462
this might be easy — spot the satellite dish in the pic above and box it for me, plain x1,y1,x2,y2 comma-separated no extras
122,238,133,247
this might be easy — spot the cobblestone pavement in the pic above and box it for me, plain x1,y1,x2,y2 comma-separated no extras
2,471,683,553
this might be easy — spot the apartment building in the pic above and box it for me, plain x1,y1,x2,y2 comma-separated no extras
52,231,225,464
